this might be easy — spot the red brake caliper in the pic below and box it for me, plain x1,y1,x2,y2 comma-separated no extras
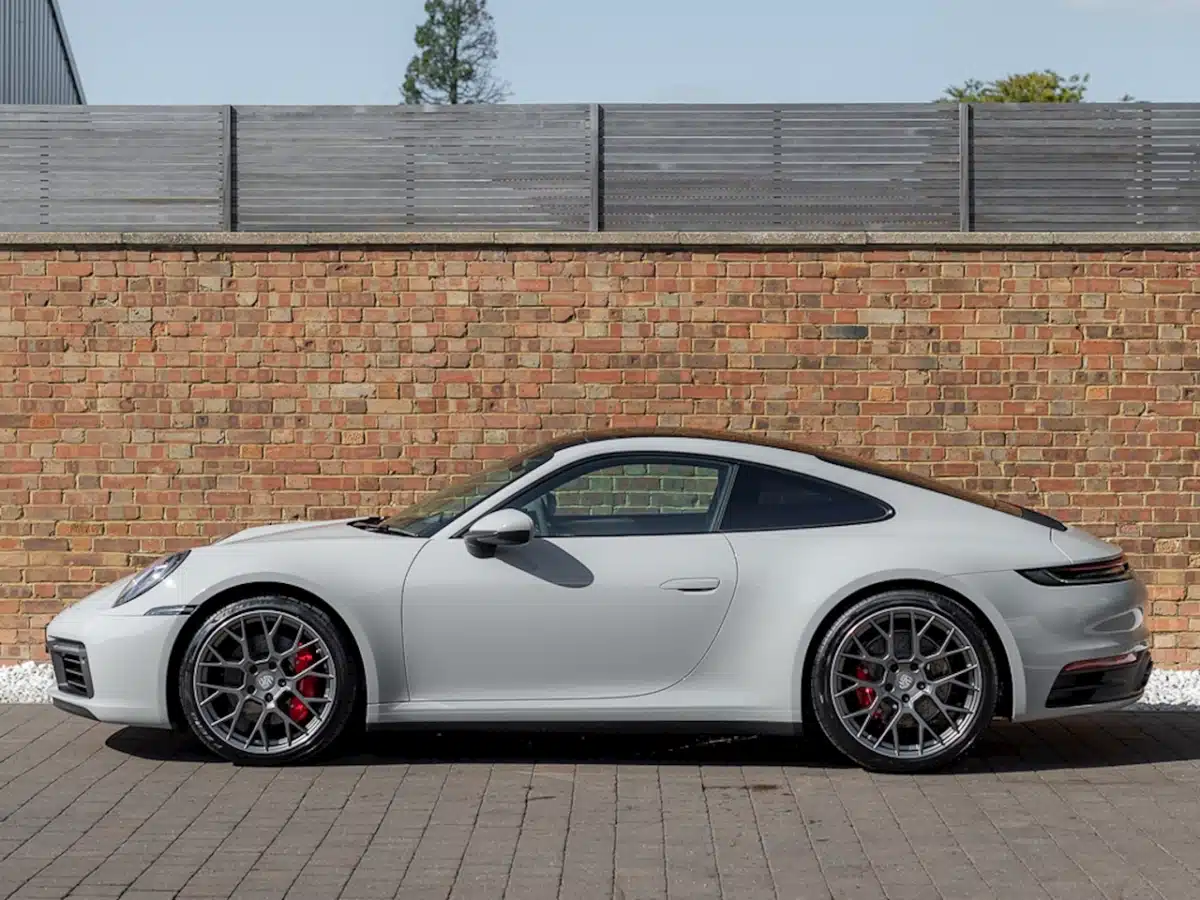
286,647,317,724
855,664,878,716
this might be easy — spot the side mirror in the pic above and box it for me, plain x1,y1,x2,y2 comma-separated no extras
464,509,534,558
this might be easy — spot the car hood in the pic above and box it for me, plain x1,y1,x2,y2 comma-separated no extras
215,518,376,546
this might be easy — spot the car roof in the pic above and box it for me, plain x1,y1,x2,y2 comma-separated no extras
531,427,823,458
525,428,1023,518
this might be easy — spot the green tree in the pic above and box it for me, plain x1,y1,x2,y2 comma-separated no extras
943,70,1090,103
403,0,509,105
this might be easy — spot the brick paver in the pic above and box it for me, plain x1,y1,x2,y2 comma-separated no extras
2,706,1200,899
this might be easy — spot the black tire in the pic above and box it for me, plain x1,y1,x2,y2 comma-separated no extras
809,588,998,774
178,595,358,765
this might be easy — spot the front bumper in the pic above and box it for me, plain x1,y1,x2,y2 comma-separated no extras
45,584,185,729
957,570,1150,722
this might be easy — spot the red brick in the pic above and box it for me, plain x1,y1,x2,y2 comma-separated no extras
0,242,1196,665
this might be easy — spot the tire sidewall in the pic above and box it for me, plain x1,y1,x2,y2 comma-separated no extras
810,589,998,774
178,595,357,765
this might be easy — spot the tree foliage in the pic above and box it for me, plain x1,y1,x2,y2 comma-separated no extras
943,71,1090,103
403,0,509,105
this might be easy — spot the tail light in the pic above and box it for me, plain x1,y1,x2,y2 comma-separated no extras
1019,553,1132,587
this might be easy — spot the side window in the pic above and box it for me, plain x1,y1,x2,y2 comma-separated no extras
719,464,890,532
514,457,731,538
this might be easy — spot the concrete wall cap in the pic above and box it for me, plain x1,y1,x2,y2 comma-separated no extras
2,230,1200,249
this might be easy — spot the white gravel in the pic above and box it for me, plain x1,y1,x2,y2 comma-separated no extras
2,662,1199,709
0,662,57,704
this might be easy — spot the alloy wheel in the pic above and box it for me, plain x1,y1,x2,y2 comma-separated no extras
191,609,338,756
828,606,983,761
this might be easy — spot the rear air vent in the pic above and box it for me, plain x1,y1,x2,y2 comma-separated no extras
1018,554,1132,587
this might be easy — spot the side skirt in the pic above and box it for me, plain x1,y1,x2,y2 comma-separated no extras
364,718,800,737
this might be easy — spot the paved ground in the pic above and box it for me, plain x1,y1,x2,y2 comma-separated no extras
2,708,1200,899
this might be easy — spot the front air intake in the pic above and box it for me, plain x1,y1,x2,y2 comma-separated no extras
47,639,93,698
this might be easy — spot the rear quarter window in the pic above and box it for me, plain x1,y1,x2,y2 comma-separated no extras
719,464,893,532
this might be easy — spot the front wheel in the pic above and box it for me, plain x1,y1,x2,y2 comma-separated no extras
810,589,998,774
178,596,358,764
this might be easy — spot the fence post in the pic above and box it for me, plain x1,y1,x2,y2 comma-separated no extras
958,102,973,232
589,103,603,232
221,105,236,232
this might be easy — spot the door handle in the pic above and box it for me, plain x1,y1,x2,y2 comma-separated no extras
660,577,721,593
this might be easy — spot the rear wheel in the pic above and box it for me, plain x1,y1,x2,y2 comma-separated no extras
810,589,997,774
178,595,357,764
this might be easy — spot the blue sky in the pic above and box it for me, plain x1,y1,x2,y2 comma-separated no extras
57,0,1199,105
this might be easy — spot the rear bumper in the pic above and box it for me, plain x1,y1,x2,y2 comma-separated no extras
956,569,1150,721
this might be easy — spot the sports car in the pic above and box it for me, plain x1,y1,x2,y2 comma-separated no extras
45,429,1151,773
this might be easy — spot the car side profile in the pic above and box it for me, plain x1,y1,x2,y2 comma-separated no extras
45,429,1151,773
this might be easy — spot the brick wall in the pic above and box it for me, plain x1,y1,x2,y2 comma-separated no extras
1,238,1198,664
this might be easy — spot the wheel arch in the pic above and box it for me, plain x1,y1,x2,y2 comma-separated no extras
797,577,1020,729
165,580,373,731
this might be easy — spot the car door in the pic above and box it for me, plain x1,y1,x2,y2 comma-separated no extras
400,454,739,702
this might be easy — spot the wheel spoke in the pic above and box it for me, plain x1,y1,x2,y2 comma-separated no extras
199,660,243,671
849,635,877,660
872,709,901,750
202,644,234,665
933,663,980,686
854,697,882,738
210,706,240,728
929,691,971,723
293,655,328,679
917,613,936,640
275,708,304,745
866,619,891,656
835,670,880,687
940,677,977,692
196,682,241,693
834,682,868,699
289,692,323,719
220,619,251,663
932,629,955,659
290,626,311,654
224,696,247,741
291,637,322,659
244,704,269,750
923,644,969,667
911,704,943,751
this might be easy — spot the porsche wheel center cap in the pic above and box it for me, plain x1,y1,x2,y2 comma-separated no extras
256,673,275,693
896,673,915,692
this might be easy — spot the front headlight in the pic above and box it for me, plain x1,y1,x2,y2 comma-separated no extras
113,551,190,608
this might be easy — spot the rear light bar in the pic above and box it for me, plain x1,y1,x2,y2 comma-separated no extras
1018,553,1132,586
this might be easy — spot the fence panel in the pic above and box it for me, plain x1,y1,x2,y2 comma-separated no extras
0,106,226,230
600,104,963,231
2,103,1200,233
972,104,1200,231
234,105,594,231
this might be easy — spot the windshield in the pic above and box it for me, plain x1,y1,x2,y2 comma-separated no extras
380,449,554,538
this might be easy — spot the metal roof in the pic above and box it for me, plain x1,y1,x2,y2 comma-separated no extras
47,0,85,103
0,0,86,104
